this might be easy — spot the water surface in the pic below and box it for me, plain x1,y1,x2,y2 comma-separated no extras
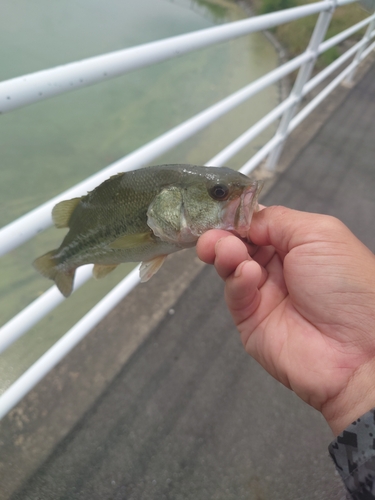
0,0,278,391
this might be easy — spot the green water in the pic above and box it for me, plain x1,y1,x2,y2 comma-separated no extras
0,0,278,392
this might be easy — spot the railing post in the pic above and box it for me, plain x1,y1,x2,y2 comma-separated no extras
266,0,337,171
343,12,375,86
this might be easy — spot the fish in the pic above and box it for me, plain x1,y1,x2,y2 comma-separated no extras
33,164,263,297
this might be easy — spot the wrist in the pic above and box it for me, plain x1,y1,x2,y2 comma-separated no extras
322,360,375,436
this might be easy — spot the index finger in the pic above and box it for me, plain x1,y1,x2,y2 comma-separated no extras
196,230,233,264
197,230,258,266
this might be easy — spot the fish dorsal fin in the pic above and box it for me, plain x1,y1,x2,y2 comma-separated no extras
93,264,118,279
52,198,81,228
109,172,124,181
139,255,167,282
109,232,153,250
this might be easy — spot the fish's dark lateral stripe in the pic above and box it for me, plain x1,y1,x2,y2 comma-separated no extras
57,224,129,262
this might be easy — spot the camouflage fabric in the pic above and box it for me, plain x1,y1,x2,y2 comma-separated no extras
329,409,375,499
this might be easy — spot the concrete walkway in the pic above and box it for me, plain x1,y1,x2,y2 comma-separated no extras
3,61,375,500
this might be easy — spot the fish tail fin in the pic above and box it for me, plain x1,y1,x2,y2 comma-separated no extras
33,250,75,297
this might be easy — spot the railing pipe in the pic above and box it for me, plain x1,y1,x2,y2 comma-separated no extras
290,65,354,131
291,38,375,131
362,34,375,54
240,29,375,175
304,31,375,95
207,23,375,171
0,51,311,258
344,14,375,84
0,266,93,355
0,267,140,419
0,1,335,114
266,0,337,170
241,135,282,175
305,39,362,92
204,18,372,170
318,12,375,53
207,96,296,167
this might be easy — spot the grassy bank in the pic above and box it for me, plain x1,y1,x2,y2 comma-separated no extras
246,0,369,67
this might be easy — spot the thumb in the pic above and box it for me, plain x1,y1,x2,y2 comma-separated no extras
248,206,341,254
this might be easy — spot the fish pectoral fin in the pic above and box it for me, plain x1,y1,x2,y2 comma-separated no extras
93,264,118,279
52,198,81,228
139,255,167,283
109,232,153,250
33,250,75,297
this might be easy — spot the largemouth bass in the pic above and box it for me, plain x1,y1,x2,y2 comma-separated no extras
33,164,262,297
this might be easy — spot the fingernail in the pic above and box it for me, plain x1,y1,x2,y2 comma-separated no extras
234,262,245,278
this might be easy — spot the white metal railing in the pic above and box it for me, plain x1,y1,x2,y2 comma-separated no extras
0,0,374,419
0,1,345,114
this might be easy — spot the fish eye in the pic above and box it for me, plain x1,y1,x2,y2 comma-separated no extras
209,184,229,200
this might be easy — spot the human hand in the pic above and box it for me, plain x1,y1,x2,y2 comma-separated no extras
197,206,375,435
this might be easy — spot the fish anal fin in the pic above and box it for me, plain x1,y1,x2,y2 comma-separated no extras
139,255,167,283
33,250,75,297
93,264,118,280
52,198,81,228
109,232,153,250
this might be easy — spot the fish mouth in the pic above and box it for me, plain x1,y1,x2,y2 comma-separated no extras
223,182,263,238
